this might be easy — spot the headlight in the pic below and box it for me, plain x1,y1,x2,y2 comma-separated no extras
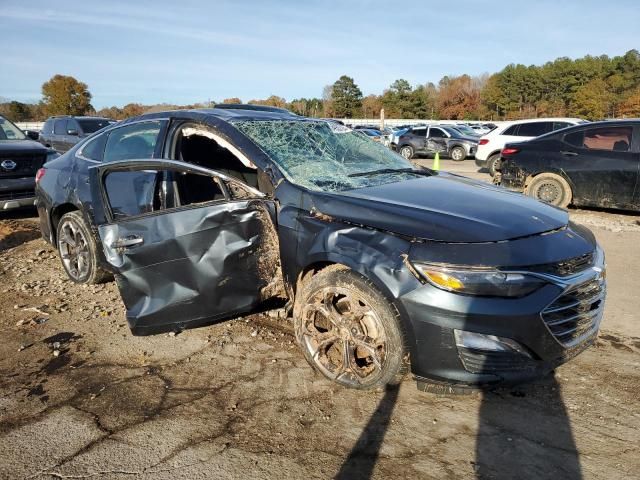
412,263,545,297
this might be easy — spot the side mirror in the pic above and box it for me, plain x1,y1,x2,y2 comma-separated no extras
25,130,40,141
67,129,79,136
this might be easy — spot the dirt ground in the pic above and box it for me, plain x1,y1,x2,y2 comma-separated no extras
1,164,639,479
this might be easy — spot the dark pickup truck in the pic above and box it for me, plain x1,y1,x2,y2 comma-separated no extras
0,116,58,211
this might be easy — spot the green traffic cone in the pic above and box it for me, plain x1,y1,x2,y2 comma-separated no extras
432,151,440,171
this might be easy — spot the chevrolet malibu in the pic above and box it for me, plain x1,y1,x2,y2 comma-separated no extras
35,105,606,392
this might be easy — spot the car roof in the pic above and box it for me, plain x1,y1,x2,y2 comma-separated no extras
498,117,584,127
120,104,302,126
47,115,111,120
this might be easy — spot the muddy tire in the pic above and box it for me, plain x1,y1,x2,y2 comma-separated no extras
526,173,572,209
488,153,502,177
294,266,407,390
56,211,110,284
450,146,466,161
399,145,414,160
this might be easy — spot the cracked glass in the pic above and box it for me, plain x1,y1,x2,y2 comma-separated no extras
233,120,430,192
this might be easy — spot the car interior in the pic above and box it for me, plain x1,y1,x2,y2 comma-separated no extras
582,127,632,151
174,126,261,190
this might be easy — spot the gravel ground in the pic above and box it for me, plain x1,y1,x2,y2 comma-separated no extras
1,165,639,479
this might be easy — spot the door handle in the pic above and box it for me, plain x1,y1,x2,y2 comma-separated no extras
560,150,578,156
111,236,144,249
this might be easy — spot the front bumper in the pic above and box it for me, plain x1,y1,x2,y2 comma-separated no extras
0,177,37,210
1,195,36,210
397,249,605,388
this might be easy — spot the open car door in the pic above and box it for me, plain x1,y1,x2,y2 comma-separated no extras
88,159,281,335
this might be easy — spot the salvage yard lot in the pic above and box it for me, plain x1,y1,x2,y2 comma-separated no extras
1,163,639,479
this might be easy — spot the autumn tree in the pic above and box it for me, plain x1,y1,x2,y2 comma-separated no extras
361,94,383,118
437,75,483,119
572,78,613,119
617,86,640,117
331,76,362,118
41,74,93,116
290,98,323,117
321,85,335,117
222,97,242,104
248,95,288,108
0,101,31,122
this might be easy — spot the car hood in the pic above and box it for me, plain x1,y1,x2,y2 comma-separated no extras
0,139,49,154
310,173,568,243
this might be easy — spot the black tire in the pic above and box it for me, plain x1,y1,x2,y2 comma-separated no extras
56,211,110,284
399,145,414,160
294,266,407,390
450,146,466,162
488,153,502,177
526,173,572,209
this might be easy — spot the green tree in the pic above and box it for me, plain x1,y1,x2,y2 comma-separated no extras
331,76,362,118
572,78,613,119
41,74,93,116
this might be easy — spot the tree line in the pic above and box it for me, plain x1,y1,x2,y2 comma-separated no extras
2,50,639,123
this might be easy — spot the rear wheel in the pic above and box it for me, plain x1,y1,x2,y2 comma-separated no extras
526,173,572,209
56,211,110,284
450,146,466,161
488,153,502,177
294,266,407,390
399,145,414,160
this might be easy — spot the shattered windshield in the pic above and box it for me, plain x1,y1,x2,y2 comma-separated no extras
233,120,430,192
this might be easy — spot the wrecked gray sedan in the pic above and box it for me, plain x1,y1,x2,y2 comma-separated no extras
35,105,606,391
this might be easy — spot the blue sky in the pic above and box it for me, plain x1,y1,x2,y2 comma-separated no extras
1,0,639,109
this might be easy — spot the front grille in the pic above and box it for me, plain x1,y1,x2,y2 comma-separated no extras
458,348,538,374
0,189,34,201
542,276,605,347
529,252,594,277
0,154,46,176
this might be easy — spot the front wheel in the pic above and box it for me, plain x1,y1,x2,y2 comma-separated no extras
294,266,407,390
450,146,466,161
526,173,573,209
56,211,110,284
399,145,414,159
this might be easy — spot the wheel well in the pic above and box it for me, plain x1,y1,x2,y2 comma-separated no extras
488,150,501,159
296,261,335,292
51,203,78,242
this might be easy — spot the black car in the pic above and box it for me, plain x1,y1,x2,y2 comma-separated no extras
395,124,478,161
498,120,640,211
35,105,606,392
0,115,58,211
39,116,113,153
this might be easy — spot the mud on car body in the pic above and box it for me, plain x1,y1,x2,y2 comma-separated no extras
35,105,606,392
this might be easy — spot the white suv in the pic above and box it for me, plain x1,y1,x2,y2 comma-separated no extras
475,118,586,176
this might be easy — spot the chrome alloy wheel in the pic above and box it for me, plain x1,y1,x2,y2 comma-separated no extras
57,217,91,281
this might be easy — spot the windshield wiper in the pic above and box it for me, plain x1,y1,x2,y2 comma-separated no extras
348,167,430,178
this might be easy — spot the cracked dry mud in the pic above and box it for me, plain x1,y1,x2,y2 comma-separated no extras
1,209,639,480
